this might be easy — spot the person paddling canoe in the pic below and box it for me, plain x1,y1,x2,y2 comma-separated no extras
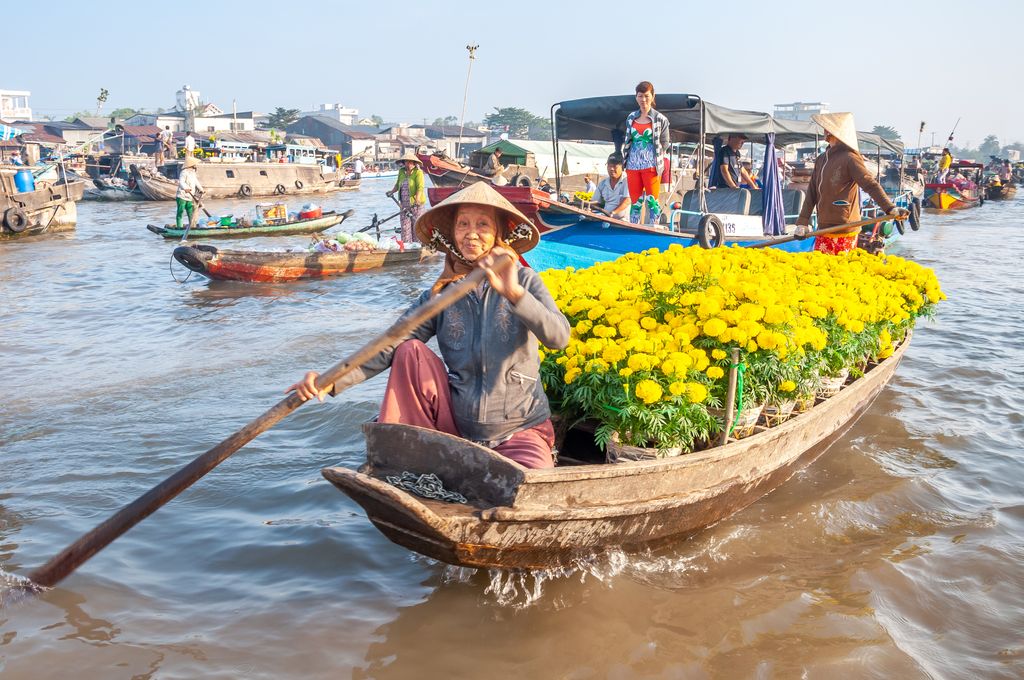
794,112,907,254
175,155,204,230
287,183,570,469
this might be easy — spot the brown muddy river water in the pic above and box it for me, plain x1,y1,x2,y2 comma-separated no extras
1,182,1022,679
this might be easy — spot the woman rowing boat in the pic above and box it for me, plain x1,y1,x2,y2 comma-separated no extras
287,183,570,468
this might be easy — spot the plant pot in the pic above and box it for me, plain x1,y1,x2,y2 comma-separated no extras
763,399,796,426
708,403,764,440
606,432,682,463
816,369,850,398
794,394,816,413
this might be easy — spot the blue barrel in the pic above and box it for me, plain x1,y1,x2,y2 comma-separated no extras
14,169,35,193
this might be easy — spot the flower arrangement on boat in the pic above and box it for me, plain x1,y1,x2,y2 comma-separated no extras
538,245,945,454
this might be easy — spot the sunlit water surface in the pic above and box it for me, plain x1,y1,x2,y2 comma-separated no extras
1,184,1022,678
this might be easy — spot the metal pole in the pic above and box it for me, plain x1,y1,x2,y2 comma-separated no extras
456,44,478,161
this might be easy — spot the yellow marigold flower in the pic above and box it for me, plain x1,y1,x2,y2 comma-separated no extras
712,349,727,360
686,382,709,403
564,367,581,384
703,317,728,337
640,316,658,330
779,380,796,392
756,330,778,350
635,379,663,405
587,304,606,321
707,366,725,380
619,367,634,378
602,344,626,364
650,272,674,293
669,380,687,396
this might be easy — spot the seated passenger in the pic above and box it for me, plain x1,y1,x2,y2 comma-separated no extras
592,154,631,220
711,134,759,189
287,183,570,469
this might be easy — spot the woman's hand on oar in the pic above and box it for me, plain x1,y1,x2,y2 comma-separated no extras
287,372,332,403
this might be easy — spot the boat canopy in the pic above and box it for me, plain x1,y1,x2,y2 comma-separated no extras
856,132,904,156
475,138,614,178
553,94,820,146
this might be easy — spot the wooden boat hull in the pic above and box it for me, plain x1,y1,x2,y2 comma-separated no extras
322,335,910,569
985,183,1016,200
1,177,84,241
130,162,354,201
147,212,346,239
172,243,440,282
924,183,981,209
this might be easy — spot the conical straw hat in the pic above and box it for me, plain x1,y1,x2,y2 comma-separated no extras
396,150,423,165
811,112,860,154
415,182,539,255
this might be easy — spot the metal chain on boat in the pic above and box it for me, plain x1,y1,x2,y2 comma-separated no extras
386,471,467,504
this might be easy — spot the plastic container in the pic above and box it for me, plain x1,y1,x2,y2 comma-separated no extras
298,206,322,219
14,169,35,193
219,215,233,226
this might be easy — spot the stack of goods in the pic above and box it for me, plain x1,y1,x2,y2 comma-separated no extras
255,203,288,225
309,232,423,253
538,246,945,456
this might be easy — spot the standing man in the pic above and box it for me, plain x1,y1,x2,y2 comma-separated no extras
175,155,204,230
184,130,196,158
794,113,906,254
592,154,631,220
156,126,173,165
936,148,952,183
352,155,365,179
712,134,760,189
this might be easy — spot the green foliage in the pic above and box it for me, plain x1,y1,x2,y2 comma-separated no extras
872,125,901,141
268,107,301,128
483,107,551,140
432,115,458,126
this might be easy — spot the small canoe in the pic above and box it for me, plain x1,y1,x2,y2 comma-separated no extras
147,211,349,239
985,182,1017,200
172,243,440,282
322,334,911,570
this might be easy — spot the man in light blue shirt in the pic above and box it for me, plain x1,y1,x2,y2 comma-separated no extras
592,154,631,220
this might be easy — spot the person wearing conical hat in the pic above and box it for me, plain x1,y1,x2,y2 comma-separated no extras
386,150,427,242
795,112,907,254
288,182,569,469
175,154,204,230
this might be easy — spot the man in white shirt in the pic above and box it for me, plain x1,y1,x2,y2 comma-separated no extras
353,156,365,179
175,155,204,229
156,126,173,165
592,154,631,220
184,130,196,157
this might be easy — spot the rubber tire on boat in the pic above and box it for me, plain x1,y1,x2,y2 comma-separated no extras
909,198,921,231
507,173,521,186
294,179,304,190
696,214,724,249
239,183,253,197
3,207,28,233
275,184,287,195
894,215,906,235
516,175,533,188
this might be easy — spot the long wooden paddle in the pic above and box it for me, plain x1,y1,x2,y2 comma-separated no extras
747,214,905,249
3,256,511,606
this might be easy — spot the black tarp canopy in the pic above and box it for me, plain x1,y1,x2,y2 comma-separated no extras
552,94,821,147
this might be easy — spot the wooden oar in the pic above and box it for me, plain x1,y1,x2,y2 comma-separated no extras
3,255,513,606
747,214,905,249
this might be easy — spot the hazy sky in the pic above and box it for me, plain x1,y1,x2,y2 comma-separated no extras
9,0,1021,147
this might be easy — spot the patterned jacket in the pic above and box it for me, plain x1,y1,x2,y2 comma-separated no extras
621,108,671,171
330,267,570,444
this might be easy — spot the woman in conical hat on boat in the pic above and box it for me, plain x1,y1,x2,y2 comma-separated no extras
794,112,906,254
386,150,427,243
288,183,570,469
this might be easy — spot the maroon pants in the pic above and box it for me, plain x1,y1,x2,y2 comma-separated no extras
379,340,554,469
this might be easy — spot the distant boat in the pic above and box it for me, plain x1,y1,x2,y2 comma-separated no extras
1,166,85,241
924,161,985,209
130,160,358,201
146,210,351,239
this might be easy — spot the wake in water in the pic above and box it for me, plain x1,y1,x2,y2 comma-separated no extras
432,525,752,609
0,569,45,609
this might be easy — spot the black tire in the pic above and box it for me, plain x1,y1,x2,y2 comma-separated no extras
239,184,253,197
697,214,724,249
894,215,906,235
507,174,520,186
516,175,533,188
294,179,304,190
275,184,287,195
909,198,921,231
3,207,29,233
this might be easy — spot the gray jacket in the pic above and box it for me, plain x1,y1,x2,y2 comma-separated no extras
331,267,570,443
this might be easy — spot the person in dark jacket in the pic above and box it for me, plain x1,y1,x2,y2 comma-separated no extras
288,183,570,468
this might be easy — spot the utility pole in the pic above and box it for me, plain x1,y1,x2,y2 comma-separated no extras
456,43,479,161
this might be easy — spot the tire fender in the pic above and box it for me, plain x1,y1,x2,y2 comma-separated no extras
239,184,253,197
3,207,29,233
275,184,287,195
697,214,724,249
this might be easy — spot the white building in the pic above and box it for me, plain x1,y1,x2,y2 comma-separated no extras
773,101,829,122
300,104,359,125
1,89,32,121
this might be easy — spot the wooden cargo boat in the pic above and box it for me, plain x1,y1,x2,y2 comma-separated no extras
985,181,1016,201
147,210,349,239
1,168,85,241
172,243,440,282
322,333,911,570
130,161,357,201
